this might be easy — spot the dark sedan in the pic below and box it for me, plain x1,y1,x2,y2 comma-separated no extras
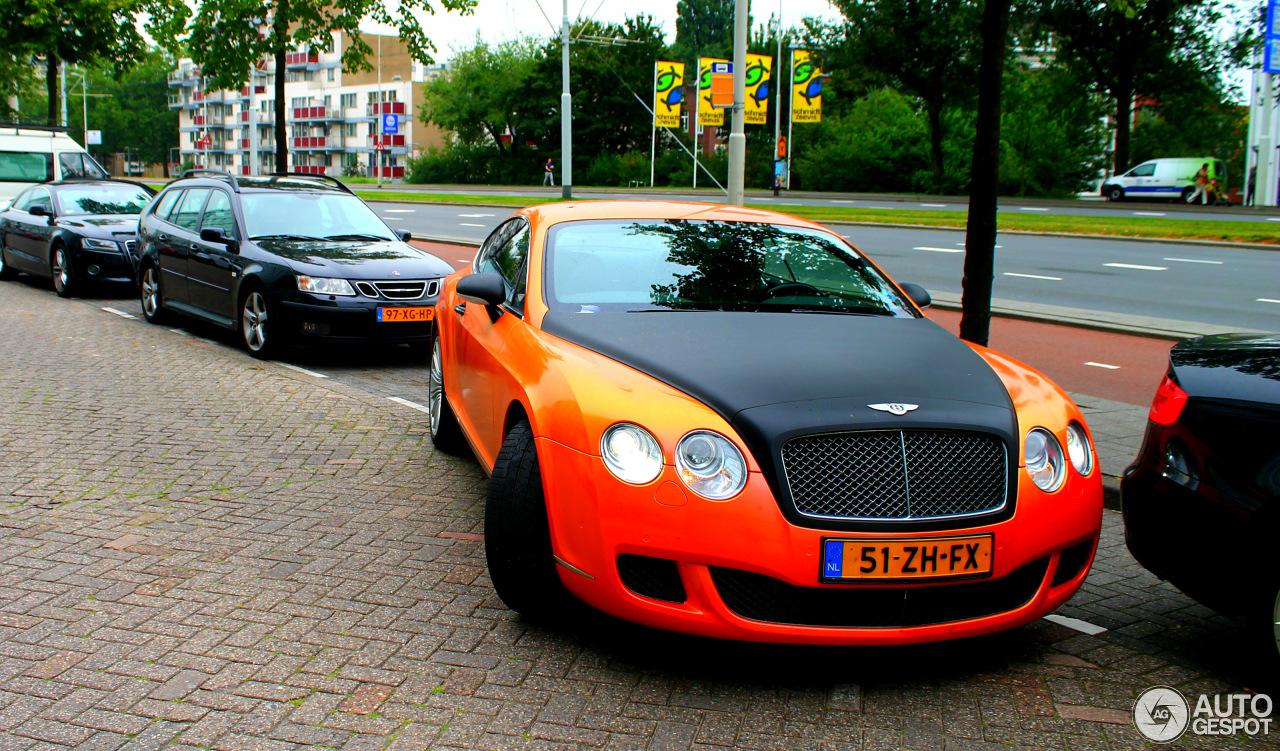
134,171,454,359
1122,334,1280,676
0,179,154,296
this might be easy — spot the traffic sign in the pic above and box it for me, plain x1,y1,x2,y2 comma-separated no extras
86,130,102,145
710,61,733,108
381,113,399,135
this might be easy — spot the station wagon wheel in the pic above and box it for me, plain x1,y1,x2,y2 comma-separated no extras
139,265,170,325
427,332,468,455
51,246,74,297
485,419,578,623
240,289,279,359
0,246,14,281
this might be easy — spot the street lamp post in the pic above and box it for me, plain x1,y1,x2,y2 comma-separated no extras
726,0,749,206
560,0,572,199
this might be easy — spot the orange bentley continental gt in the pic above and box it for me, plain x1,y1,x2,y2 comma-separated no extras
428,201,1103,645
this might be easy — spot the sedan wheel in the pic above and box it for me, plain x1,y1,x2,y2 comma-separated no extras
139,266,170,325
0,246,14,281
240,290,279,359
51,247,74,297
428,333,468,455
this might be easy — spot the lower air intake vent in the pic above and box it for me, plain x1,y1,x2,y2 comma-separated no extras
617,554,687,603
710,558,1048,628
1051,540,1094,587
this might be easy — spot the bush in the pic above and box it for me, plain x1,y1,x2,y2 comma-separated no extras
406,141,544,185
792,89,931,193
581,151,651,187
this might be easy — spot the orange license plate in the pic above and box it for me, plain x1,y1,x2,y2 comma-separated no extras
377,306,434,323
821,534,993,582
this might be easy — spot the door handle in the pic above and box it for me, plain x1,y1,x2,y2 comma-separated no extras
158,233,169,241
454,303,466,316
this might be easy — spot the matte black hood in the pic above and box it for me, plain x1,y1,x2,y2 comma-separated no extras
1171,333,1280,405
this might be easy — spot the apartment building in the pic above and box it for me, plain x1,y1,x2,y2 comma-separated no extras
168,32,447,179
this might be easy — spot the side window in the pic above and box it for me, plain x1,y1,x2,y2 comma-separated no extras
1127,163,1156,177
474,220,520,275
478,222,530,311
11,188,35,212
171,189,210,232
152,190,183,222
199,191,236,237
22,188,51,214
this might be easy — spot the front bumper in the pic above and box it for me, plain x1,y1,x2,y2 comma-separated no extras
538,438,1103,645
73,246,135,283
279,295,435,344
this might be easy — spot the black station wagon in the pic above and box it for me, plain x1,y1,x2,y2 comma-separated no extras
134,171,453,358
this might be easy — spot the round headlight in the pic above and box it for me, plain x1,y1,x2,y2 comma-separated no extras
675,431,747,499
600,423,663,485
1025,428,1066,492
1065,422,1093,476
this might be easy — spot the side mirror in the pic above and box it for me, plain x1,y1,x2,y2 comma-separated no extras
456,272,506,308
28,205,48,217
200,227,238,252
394,229,412,243
899,282,931,310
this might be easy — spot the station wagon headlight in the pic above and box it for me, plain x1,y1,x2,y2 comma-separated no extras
1065,422,1093,476
1025,428,1066,492
676,431,747,499
296,275,355,296
601,423,663,485
81,238,119,251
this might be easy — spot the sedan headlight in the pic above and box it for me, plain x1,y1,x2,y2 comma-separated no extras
1065,422,1093,476
1025,428,1066,492
296,275,355,296
600,423,663,485
81,238,119,251
675,431,747,499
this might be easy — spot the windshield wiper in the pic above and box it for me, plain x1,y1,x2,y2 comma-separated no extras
787,306,895,317
249,234,328,242
324,233,393,242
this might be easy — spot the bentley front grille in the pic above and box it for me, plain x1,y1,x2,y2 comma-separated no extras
781,430,1008,521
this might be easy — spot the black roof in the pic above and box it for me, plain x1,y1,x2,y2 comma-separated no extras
167,170,354,195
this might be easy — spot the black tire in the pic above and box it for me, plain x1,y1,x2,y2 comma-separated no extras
427,332,469,455
239,288,281,360
1180,187,1195,204
1249,578,1280,689
484,419,577,622
51,246,75,298
1106,186,1124,202
0,245,15,281
139,264,171,325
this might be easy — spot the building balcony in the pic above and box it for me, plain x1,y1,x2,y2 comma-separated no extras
291,165,331,175
368,102,407,116
292,106,343,121
291,136,341,150
285,52,320,69
374,166,405,179
370,135,406,148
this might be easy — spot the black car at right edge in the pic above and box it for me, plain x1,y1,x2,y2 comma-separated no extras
1122,333,1280,680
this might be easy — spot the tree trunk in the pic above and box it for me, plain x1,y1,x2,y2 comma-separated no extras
1112,80,1132,175
273,0,289,175
959,0,1012,347
926,98,945,190
45,54,59,126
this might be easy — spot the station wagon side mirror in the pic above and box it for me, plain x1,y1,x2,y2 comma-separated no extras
394,229,412,243
456,272,506,308
200,227,238,252
899,282,931,310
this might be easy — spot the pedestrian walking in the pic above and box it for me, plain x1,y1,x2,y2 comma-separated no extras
1186,163,1209,205
542,158,555,187
1246,165,1257,207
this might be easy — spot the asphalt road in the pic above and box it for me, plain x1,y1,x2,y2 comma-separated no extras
369,201,1280,332
363,184,1280,223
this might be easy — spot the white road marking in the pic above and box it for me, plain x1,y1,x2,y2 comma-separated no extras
1084,362,1121,370
1104,263,1167,271
1268,217,1280,222
278,363,328,379
778,202,803,206
1132,211,1166,216
385,217,404,221
829,199,853,203
1043,614,1108,635
1019,207,1050,211
913,246,964,253
1259,298,1280,304
920,203,947,208
383,209,416,213
1163,257,1222,265
102,307,136,319
1003,272,1062,281
387,396,432,414
459,223,484,227
458,213,496,217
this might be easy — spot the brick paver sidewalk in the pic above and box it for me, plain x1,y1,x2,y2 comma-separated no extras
0,280,1271,750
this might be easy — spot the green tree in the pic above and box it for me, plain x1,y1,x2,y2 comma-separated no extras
793,89,930,192
419,36,540,157
0,0,187,125
66,49,180,167
1129,93,1247,191
826,0,981,189
671,0,736,66
186,0,476,175
999,66,1109,197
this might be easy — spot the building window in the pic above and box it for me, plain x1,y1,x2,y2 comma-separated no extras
327,67,335,82
286,71,300,83
290,97,308,109
323,95,331,109
341,93,356,110
303,69,314,82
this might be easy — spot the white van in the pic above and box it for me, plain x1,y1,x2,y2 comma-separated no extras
0,125,109,209
1100,157,1226,203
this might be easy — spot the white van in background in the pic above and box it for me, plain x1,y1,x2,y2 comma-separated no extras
1100,157,1227,203
0,124,109,209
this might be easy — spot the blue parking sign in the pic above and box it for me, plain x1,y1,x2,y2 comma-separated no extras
381,113,399,135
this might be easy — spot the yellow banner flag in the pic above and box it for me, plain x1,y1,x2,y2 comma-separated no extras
653,61,685,128
698,57,727,127
745,53,772,125
791,50,822,123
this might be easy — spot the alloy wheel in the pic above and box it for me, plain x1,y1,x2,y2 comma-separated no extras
141,268,160,317
242,292,269,352
1272,586,1279,659
429,337,445,434
52,249,68,293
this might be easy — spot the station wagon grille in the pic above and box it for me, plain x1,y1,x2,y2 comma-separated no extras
781,430,1008,521
358,279,440,300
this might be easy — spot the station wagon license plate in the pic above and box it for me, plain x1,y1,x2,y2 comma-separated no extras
821,534,993,582
377,306,434,323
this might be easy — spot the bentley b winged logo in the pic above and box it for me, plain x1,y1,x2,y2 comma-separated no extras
868,403,919,416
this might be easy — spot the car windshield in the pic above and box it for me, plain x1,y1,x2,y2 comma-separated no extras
56,185,152,215
544,219,916,316
0,151,54,183
241,192,394,241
